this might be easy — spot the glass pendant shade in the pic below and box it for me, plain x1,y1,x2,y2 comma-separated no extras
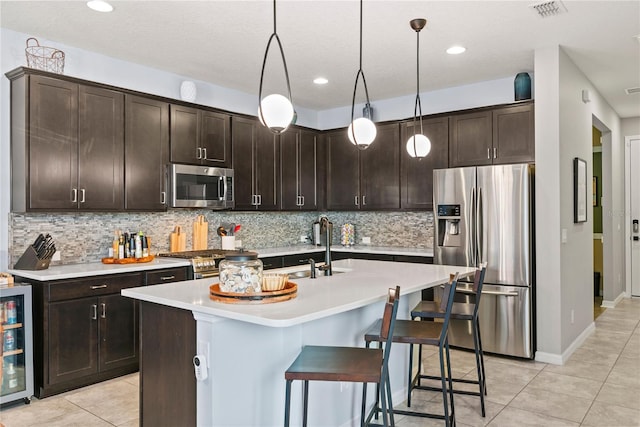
406,134,432,158
348,117,377,148
258,94,294,132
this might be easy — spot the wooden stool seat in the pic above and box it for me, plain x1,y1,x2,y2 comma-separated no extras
364,318,443,346
412,300,475,319
285,346,383,383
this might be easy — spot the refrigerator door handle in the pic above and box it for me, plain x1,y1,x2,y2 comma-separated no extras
481,290,520,297
477,187,483,265
471,187,477,266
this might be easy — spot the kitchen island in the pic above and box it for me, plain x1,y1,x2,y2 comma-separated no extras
122,259,474,427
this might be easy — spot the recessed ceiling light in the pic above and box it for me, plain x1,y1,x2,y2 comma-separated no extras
313,77,329,85
446,46,466,55
87,0,113,12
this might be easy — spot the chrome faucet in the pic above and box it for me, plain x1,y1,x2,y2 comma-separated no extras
318,216,332,276
308,258,316,279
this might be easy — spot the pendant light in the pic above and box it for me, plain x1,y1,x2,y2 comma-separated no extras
347,0,376,149
258,0,294,134
406,18,431,158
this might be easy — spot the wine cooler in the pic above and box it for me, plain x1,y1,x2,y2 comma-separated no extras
1,284,33,404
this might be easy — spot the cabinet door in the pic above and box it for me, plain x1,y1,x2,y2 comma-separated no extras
28,75,78,210
170,105,199,165
280,130,300,210
99,294,138,372
125,95,169,211
255,124,279,210
298,130,318,210
449,111,492,167
326,129,360,210
201,111,231,167
231,116,257,210
400,117,449,209
492,103,534,165
48,297,98,384
78,85,124,210
360,123,400,209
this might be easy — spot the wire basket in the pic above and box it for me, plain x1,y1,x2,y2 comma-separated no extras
25,38,65,74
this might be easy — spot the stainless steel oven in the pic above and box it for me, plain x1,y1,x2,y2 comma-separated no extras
169,163,234,209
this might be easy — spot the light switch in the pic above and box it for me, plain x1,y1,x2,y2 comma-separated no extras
561,229,567,243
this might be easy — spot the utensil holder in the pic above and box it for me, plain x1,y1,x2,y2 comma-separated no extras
13,246,51,270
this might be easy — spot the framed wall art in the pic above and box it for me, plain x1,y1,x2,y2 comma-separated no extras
573,157,587,223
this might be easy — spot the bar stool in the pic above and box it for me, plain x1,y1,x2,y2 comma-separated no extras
411,264,487,416
284,286,400,427
364,273,460,427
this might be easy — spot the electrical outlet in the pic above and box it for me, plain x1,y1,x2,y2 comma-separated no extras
300,235,307,243
362,236,371,245
52,251,61,261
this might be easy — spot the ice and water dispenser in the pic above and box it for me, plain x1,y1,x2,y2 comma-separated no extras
437,204,462,248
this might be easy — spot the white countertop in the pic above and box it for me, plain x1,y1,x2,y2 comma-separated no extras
8,258,191,281
122,259,472,328
255,244,434,258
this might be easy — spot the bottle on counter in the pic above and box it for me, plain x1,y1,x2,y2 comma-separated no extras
118,234,125,259
134,233,143,258
141,232,149,257
112,230,120,259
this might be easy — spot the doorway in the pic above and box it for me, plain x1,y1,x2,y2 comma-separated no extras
628,136,640,297
592,127,605,318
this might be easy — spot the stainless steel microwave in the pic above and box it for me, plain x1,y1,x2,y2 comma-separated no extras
169,164,234,209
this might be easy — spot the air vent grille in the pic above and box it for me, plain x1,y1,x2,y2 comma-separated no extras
625,87,640,95
530,1,567,18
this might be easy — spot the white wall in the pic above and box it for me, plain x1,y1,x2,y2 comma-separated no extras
534,44,626,363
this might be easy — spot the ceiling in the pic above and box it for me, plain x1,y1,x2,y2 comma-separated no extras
1,1,639,117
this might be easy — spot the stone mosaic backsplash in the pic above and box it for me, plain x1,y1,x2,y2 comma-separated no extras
9,210,433,266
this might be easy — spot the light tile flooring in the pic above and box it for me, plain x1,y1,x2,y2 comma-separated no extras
1,298,639,427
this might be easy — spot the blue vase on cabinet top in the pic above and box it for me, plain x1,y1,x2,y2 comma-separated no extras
514,72,531,101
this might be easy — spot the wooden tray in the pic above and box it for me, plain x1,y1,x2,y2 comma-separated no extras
102,255,155,264
209,282,297,304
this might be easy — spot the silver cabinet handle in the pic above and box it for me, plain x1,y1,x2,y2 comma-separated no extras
91,304,97,320
493,147,497,159
101,303,106,319
160,275,175,281
90,284,108,290
197,147,202,159
161,191,166,204
72,188,77,203
80,189,86,203
257,194,262,206
362,195,366,205
202,148,207,160
300,195,304,206
487,148,491,159
354,196,359,206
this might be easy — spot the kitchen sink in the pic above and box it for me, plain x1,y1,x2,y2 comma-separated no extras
287,269,345,279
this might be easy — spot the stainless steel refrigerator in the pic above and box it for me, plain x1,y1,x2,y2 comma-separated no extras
433,164,534,359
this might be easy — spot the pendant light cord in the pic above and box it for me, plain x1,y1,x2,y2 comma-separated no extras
413,24,424,141
350,0,373,147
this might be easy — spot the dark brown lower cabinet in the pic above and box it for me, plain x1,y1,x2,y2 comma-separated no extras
140,302,196,427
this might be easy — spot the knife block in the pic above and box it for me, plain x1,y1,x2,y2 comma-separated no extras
14,246,51,270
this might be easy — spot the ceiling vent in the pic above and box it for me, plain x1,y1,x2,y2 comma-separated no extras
625,87,640,95
530,1,567,18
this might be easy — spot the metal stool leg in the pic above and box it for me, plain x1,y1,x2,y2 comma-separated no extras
445,341,455,426
471,317,486,416
361,382,367,427
302,380,309,427
407,342,414,407
438,344,451,427
476,317,487,396
285,379,292,427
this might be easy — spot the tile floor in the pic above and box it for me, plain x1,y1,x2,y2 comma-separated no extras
1,298,638,427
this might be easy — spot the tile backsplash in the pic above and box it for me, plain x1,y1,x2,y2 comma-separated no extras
9,210,433,266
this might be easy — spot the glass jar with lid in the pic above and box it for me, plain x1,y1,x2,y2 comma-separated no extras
218,250,263,293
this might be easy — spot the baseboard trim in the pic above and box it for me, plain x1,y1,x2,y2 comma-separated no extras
535,321,596,365
601,292,626,308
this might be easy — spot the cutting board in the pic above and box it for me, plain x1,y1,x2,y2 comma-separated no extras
170,226,186,252
193,215,208,250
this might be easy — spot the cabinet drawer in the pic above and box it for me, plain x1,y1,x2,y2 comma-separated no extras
48,273,142,302
260,256,284,270
283,252,325,267
146,267,189,285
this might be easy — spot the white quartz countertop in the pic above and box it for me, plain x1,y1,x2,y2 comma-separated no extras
254,245,434,258
122,259,472,328
8,258,191,281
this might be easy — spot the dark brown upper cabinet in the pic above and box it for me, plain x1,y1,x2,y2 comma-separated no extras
400,117,449,209
124,95,170,211
326,123,400,210
449,102,534,167
8,71,124,212
280,127,318,210
170,105,231,167
232,116,280,210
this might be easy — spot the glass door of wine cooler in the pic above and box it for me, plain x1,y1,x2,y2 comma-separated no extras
1,284,33,405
